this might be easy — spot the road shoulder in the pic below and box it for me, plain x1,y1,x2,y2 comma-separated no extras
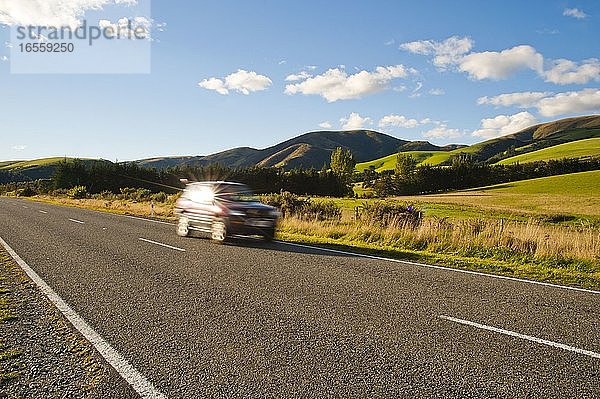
0,248,137,399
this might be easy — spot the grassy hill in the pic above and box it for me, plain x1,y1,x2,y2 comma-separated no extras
357,115,600,172
495,138,600,165
0,157,96,183
356,151,445,172
137,130,457,170
387,170,600,219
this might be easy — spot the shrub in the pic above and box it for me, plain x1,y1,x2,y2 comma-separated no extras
360,201,421,228
119,187,152,201
260,192,309,217
300,200,342,221
68,185,88,199
261,192,341,221
17,186,37,197
151,192,168,203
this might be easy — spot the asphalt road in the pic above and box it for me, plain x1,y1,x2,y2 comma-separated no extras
0,197,598,398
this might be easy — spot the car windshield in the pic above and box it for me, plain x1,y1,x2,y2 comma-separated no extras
213,184,257,202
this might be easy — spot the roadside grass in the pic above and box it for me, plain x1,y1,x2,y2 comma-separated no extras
496,138,600,165
0,252,24,384
22,195,176,221
277,216,600,289
5,171,600,289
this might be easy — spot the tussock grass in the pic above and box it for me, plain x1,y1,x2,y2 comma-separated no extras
278,216,600,288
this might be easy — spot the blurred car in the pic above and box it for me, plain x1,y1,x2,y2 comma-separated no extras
174,181,279,243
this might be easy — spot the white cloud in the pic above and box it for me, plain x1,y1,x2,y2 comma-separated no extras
477,88,600,118
459,45,544,80
400,36,473,69
198,69,272,95
285,71,312,82
428,88,445,96
0,0,138,28
536,88,600,117
340,112,372,130
284,65,415,102
1,55,7,62
318,121,332,129
544,59,600,85
422,125,462,139
563,8,587,19
477,91,552,108
98,16,151,39
378,115,421,129
472,112,538,139
12,145,27,151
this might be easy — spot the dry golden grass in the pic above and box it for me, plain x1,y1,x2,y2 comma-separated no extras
279,215,600,264
29,196,176,219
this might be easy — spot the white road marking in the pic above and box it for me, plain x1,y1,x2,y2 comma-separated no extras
0,237,167,399
68,218,85,224
139,238,186,252
38,210,48,214
125,215,174,226
440,315,600,359
278,241,599,295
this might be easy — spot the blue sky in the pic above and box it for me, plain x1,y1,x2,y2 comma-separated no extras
1,0,599,161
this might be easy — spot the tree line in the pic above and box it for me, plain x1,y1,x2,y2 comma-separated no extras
45,159,351,196
362,153,600,196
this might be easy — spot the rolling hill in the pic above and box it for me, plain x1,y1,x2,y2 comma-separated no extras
136,130,457,170
2,115,599,183
495,138,600,165
358,115,600,172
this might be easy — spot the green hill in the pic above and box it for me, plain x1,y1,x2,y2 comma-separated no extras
137,130,456,170
495,138,600,165
357,115,600,172
0,157,96,183
356,151,446,172
469,170,600,197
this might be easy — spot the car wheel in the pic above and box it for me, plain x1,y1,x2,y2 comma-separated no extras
211,219,227,243
263,228,275,242
177,216,190,237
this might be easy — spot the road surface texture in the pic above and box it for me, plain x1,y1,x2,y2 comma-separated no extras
0,197,598,398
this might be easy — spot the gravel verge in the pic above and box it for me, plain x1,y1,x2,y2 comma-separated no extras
0,249,138,399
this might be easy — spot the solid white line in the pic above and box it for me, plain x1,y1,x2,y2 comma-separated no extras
38,210,48,214
125,215,175,226
277,241,599,295
68,218,85,224
0,236,167,399
440,315,600,359
138,238,186,252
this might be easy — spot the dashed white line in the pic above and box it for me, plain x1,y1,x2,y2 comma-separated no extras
0,236,167,399
68,218,85,224
139,238,186,252
278,241,599,295
38,210,48,214
440,315,600,359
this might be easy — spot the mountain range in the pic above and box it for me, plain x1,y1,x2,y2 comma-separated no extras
1,115,599,183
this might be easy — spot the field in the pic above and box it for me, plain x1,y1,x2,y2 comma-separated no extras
496,138,600,165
